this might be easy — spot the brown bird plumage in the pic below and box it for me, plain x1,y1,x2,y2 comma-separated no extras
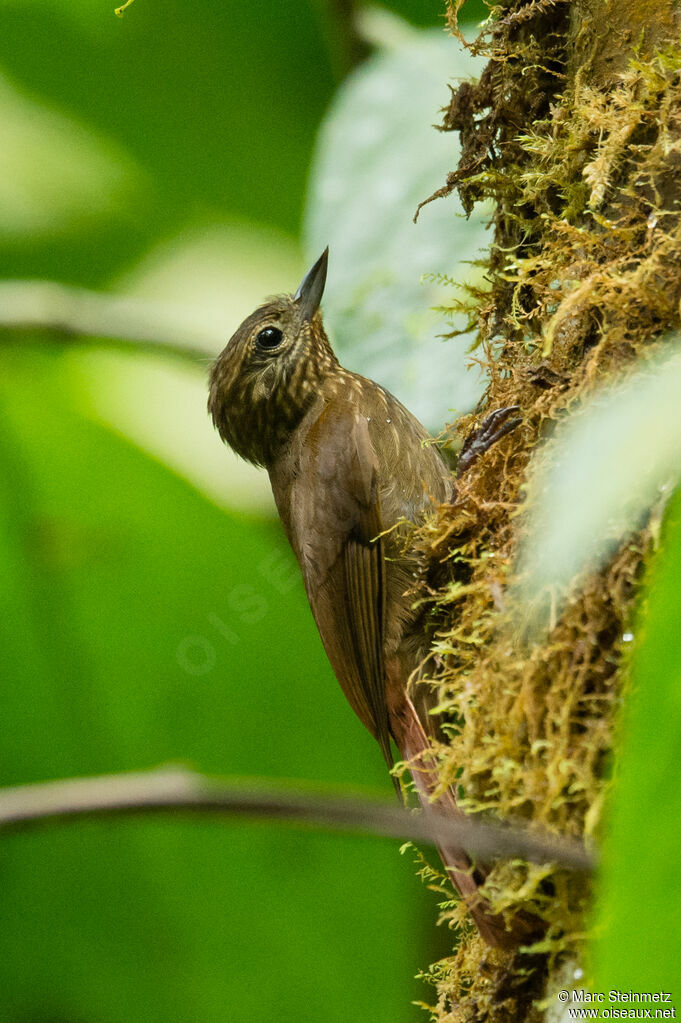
208,249,530,948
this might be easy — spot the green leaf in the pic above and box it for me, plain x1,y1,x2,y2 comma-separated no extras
0,70,140,237
590,487,681,993
304,24,489,429
517,343,681,608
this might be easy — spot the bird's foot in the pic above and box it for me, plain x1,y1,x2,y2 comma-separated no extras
458,405,521,475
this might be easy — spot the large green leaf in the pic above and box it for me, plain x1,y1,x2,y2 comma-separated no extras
0,70,139,239
304,20,489,429
517,344,681,609
590,487,681,995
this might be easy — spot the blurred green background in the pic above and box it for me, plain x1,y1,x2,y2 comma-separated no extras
0,2,489,1021
2,1,681,1017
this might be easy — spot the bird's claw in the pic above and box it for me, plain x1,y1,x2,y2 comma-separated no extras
458,405,522,475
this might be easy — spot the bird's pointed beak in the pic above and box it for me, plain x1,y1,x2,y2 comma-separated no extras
294,247,329,321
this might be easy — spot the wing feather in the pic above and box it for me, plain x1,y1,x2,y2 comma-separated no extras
290,405,393,771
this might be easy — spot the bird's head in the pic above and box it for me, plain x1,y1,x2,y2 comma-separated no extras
208,247,338,467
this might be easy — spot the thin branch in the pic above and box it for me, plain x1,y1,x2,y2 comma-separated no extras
0,767,594,871
0,279,217,364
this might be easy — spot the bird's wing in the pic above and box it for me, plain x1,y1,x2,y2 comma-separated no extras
291,404,393,771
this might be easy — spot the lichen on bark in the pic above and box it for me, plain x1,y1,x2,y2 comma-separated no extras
413,1,681,1019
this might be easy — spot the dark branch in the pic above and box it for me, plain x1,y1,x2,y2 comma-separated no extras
0,767,594,871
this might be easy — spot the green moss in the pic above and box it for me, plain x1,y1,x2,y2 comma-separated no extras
413,1,681,1018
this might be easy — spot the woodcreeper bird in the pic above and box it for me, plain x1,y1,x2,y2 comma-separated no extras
208,249,528,948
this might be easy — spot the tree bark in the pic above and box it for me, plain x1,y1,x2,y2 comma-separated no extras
418,1,681,1018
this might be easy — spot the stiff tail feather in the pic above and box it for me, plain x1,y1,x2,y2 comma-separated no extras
386,667,539,949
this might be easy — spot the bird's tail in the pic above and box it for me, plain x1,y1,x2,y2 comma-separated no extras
386,675,538,949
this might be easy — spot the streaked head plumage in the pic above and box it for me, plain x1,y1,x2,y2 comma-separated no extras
208,248,337,467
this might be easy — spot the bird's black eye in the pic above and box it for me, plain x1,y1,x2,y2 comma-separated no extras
256,326,283,350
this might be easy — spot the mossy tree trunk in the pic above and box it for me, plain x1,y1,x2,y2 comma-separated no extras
418,1,681,1019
